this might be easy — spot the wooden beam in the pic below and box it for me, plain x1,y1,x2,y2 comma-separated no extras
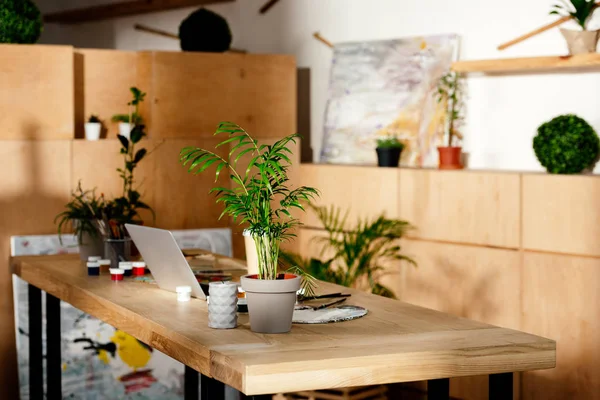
452,53,600,74
259,0,280,14
44,0,235,24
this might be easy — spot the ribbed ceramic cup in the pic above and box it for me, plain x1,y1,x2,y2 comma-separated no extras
208,281,238,329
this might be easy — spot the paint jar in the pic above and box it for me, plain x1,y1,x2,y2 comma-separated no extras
104,237,132,269
98,259,111,274
87,262,100,276
176,286,192,302
109,268,124,281
119,261,133,277
88,256,101,262
132,261,146,276
208,281,238,329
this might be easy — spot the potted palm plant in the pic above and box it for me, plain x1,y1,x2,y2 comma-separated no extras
435,71,465,170
84,115,102,141
551,0,599,54
375,136,404,167
180,122,319,333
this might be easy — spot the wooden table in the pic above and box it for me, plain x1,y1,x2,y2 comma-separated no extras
11,254,555,400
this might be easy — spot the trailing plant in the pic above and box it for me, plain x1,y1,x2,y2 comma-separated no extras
179,122,319,292
103,87,154,238
533,114,600,174
551,0,597,30
376,136,404,149
0,0,43,44
281,205,415,299
435,71,465,147
55,181,105,245
88,115,101,123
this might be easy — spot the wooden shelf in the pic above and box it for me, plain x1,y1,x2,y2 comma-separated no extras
452,53,600,73
44,0,234,24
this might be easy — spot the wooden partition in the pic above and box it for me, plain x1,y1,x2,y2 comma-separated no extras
298,164,600,400
0,45,297,397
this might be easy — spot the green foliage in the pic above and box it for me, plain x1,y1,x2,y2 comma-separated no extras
280,205,415,299
87,115,101,123
179,122,319,280
376,137,404,149
533,114,600,174
111,113,142,124
550,0,597,30
0,0,43,44
55,181,105,245
435,71,465,147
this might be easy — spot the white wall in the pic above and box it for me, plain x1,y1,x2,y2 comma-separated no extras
36,0,600,172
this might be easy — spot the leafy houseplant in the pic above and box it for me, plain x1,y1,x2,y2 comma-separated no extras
179,122,319,333
85,114,102,141
375,136,404,167
55,182,105,260
0,0,43,44
435,71,465,170
281,205,415,299
551,0,599,54
112,87,146,139
533,114,600,174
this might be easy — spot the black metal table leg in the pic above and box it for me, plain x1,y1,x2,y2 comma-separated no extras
490,372,513,400
46,293,62,399
240,395,272,400
184,365,199,400
28,284,43,400
428,378,450,399
201,373,225,400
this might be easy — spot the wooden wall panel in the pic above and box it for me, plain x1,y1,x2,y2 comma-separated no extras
0,45,74,140
0,140,72,399
299,164,400,228
522,174,600,257
522,251,600,400
148,52,296,138
75,49,143,139
399,169,520,248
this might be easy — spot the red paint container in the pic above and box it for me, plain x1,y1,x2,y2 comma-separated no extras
132,261,146,276
109,268,124,281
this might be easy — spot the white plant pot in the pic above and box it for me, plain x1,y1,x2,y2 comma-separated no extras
561,28,600,55
118,122,132,139
243,229,260,276
84,122,101,141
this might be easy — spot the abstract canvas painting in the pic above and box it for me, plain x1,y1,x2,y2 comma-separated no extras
320,34,458,167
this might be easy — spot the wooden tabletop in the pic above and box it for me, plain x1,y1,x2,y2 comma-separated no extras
11,254,555,395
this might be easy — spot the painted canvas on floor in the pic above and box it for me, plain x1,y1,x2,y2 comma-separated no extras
320,34,458,167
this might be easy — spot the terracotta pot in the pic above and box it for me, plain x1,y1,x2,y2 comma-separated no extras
243,229,260,276
241,274,300,334
375,147,402,167
560,28,600,55
437,146,463,170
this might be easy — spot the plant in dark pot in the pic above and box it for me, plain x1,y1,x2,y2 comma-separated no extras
533,114,600,174
551,0,599,54
0,0,43,44
55,182,105,260
435,71,465,170
179,122,319,333
375,136,404,167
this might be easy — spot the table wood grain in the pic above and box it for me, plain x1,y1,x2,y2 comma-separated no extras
11,254,555,395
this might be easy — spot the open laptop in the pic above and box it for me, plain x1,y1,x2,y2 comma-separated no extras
125,224,206,300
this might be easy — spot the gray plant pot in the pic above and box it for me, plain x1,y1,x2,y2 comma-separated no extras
78,231,104,261
560,28,600,54
241,274,300,334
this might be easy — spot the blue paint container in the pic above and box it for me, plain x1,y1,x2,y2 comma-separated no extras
87,262,100,276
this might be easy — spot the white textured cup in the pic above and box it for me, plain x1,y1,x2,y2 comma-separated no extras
208,282,238,329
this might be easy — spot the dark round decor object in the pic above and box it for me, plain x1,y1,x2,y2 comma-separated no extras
0,0,43,44
179,8,232,53
533,114,600,174
376,147,402,167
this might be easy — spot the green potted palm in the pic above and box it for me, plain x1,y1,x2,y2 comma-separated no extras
180,122,319,333
435,71,465,170
375,136,404,167
551,0,599,54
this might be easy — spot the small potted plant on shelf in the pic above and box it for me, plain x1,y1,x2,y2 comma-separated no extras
435,71,465,170
55,182,105,260
180,122,319,334
375,136,404,167
84,115,102,141
533,114,600,174
111,87,146,139
551,0,599,54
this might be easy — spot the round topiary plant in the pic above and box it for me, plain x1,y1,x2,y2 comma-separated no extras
533,114,600,174
179,8,232,53
0,0,43,44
